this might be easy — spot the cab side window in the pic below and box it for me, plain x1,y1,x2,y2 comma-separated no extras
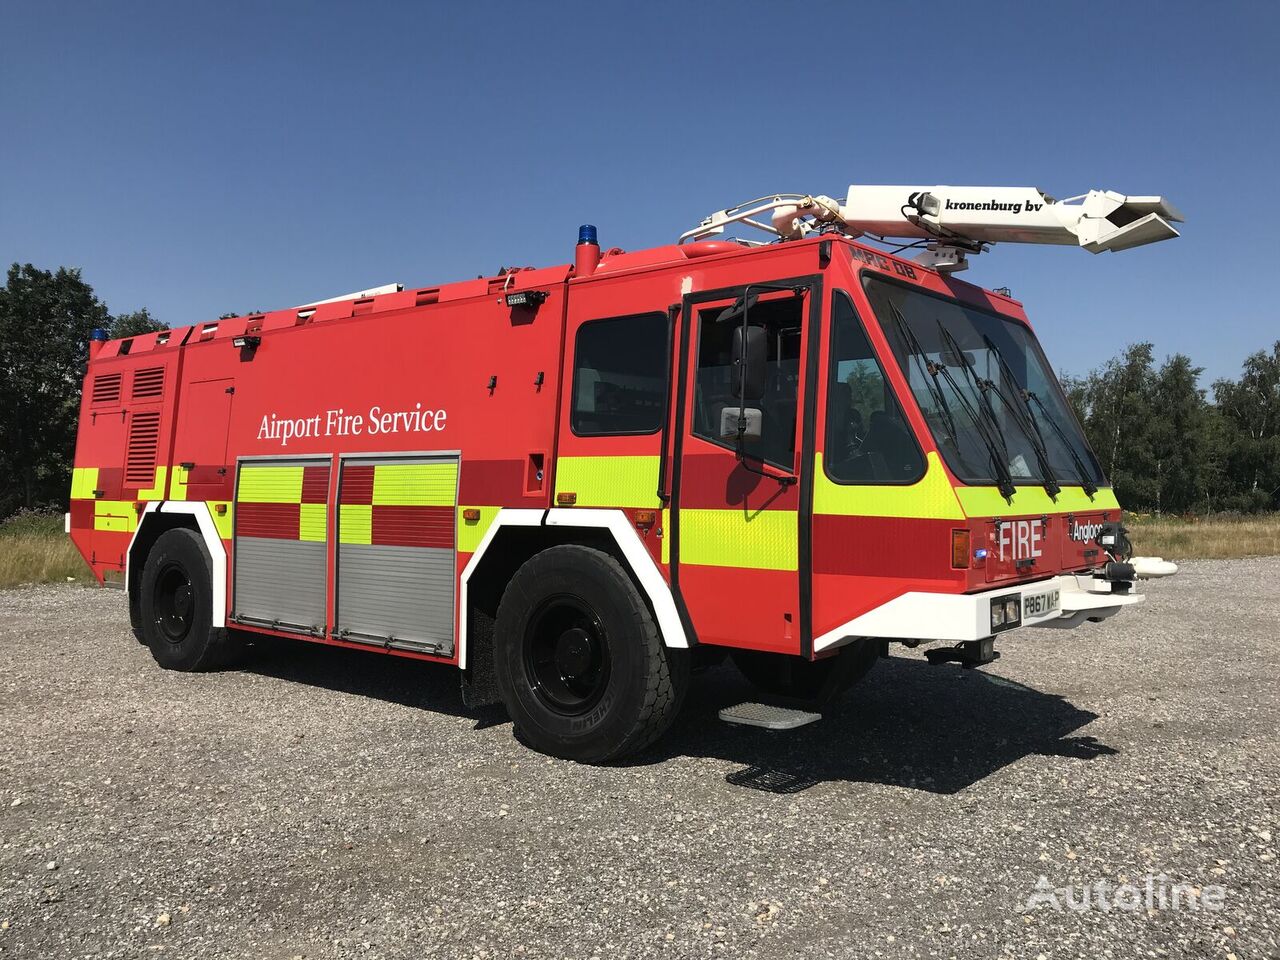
826,293,925,484
571,313,668,436
692,296,803,469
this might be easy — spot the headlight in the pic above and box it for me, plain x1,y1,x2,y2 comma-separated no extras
990,595,1021,632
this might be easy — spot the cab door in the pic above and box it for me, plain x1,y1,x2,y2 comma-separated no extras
669,278,819,655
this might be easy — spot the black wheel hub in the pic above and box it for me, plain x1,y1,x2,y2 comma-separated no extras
524,596,610,716
155,564,194,644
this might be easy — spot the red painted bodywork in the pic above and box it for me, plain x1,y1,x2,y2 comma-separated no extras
69,234,1114,663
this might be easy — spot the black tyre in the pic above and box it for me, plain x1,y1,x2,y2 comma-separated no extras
139,528,241,671
732,639,881,703
494,545,689,763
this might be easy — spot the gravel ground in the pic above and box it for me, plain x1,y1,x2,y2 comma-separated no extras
1,559,1276,959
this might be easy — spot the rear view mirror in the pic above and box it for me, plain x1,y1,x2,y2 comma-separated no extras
720,406,762,441
732,324,767,403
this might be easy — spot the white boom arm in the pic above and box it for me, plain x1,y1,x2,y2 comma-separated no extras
839,185,1183,253
680,185,1183,273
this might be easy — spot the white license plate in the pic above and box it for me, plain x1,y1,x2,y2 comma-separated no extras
1024,589,1060,618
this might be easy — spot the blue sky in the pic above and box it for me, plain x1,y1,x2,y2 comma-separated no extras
1,1,1275,383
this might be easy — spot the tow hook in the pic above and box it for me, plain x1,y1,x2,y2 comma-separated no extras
926,637,1000,669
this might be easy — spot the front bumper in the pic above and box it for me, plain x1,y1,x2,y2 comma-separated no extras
812,573,1144,652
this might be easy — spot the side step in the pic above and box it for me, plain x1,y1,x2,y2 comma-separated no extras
718,702,822,731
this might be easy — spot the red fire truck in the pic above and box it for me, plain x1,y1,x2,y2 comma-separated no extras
68,184,1182,762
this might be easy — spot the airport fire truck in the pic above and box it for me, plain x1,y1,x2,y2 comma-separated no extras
68,184,1182,762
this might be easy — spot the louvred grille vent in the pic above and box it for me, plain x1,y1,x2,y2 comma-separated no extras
132,366,164,399
124,412,161,486
91,373,122,404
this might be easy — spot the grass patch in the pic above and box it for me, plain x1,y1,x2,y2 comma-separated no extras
0,511,90,588
1125,512,1280,561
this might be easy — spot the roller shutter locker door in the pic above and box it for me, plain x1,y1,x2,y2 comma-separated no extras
232,458,330,633
335,455,459,654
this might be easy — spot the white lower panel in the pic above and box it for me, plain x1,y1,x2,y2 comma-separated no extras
813,574,1145,652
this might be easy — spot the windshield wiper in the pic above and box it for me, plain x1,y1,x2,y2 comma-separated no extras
931,320,1017,500
884,302,964,450
1025,390,1099,497
978,334,1061,500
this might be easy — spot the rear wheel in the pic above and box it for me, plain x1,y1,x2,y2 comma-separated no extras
139,528,241,671
494,545,688,763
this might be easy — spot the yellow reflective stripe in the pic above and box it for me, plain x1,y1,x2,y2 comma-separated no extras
662,508,670,565
555,456,661,509
678,508,797,571
238,465,303,503
170,465,189,501
371,462,458,506
93,500,137,533
70,467,99,500
137,466,167,501
813,451,964,520
956,484,1120,518
299,502,328,542
339,504,372,544
457,506,500,554
210,502,233,540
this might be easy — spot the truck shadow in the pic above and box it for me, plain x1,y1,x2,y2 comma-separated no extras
240,640,1114,795
648,656,1117,794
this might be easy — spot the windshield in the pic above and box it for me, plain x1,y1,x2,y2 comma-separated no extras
863,275,1105,489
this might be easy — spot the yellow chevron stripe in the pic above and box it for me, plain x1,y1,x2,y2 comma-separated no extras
70,467,99,500
93,500,137,533
169,464,189,501
555,456,661,509
955,483,1120,518
339,504,372,544
457,506,500,554
210,502,233,540
371,462,458,506
137,466,167,501
813,451,964,520
678,508,797,571
299,502,328,542
238,465,303,503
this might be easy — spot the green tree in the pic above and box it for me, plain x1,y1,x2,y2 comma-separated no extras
1067,342,1159,510
0,264,110,514
1213,341,1280,511
110,307,167,339
1148,353,1209,514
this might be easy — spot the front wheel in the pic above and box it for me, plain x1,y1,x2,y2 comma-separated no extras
139,528,241,671
494,545,688,763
